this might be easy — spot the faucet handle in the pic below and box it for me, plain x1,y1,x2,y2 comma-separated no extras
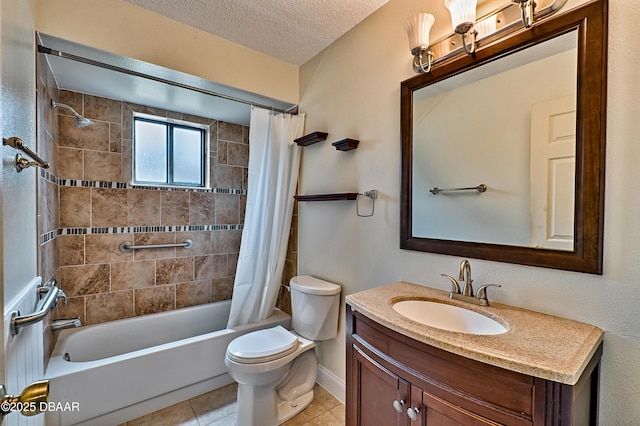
476,284,501,306
441,274,461,295
57,288,68,305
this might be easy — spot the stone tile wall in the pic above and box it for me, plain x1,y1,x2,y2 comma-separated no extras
36,51,60,361
277,200,298,315
36,80,297,334
51,90,249,326
37,54,60,284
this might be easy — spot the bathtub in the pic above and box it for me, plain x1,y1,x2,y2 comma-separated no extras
44,300,291,426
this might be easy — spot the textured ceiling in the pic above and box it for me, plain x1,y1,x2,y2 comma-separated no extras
42,0,394,125
123,0,391,65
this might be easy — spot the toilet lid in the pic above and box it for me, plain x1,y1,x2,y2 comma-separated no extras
290,275,341,295
227,326,299,364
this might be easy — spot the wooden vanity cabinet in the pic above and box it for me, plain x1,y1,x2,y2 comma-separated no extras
346,306,602,426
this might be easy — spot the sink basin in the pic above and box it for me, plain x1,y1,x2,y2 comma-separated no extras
392,300,508,335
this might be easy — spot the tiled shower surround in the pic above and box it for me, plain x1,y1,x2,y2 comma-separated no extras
49,90,249,325
37,89,297,331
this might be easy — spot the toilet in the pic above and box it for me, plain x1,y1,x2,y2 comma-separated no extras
225,275,341,426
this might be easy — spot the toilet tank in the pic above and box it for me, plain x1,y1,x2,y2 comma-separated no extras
290,275,341,341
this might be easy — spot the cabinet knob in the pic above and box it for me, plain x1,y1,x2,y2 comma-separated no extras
407,407,420,421
392,399,405,413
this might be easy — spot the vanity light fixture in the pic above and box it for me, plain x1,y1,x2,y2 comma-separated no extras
406,0,564,73
406,13,436,73
445,0,478,54
512,0,535,28
473,15,497,40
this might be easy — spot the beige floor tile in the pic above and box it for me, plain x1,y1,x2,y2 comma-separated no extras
301,411,344,426
189,383,238,425
281,399,327,426
330,405,346,424
312,384,341,411
125,382,345,426
126,401,199,426
205,413,236,426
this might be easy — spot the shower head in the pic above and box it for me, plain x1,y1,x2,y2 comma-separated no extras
51,100,94,128
73,115,94,129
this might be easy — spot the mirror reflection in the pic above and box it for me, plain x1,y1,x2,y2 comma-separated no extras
411,30,577,250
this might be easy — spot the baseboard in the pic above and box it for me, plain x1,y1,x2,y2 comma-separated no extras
316,364,345,404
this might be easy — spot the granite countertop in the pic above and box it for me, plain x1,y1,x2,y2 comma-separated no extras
345,281,603,385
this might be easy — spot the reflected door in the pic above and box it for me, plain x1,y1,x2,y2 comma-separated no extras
529,94,576,250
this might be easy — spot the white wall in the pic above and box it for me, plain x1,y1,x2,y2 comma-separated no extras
299,0,640,421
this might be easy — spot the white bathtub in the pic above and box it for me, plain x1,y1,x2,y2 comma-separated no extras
44,300,291,426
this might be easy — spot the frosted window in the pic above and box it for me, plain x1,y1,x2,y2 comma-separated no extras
134,120,167,183
173,127,203,185
133,116,207,188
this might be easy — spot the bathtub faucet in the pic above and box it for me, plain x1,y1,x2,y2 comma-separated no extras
43,286,67,304
51,317,81,330
57,288,68,305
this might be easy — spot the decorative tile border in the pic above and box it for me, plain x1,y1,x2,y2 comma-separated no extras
39,224,244,246
40,168,59,185
40,229,62,245
40,168,246,194
39,168,247,245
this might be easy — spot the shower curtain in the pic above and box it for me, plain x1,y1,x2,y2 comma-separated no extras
227,107,305,327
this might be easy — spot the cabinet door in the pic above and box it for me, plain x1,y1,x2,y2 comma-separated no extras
407,384,424,426
354,346,410,426
423,391,502,426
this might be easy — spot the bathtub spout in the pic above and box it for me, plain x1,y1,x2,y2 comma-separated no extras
51,317,81,330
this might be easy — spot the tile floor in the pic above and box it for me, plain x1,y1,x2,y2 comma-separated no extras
120,383,345,426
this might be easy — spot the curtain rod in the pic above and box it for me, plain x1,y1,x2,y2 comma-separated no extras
38,45,298,115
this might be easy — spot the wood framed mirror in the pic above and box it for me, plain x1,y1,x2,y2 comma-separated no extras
400,0,607,274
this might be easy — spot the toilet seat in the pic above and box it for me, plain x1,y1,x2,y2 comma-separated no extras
226,326,300,364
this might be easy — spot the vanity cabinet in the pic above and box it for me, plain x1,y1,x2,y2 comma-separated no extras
346,305,602,426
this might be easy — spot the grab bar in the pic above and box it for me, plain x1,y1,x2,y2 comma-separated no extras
119,239,193,253
10,279,65,336
429,184,487,195
3,137,50,172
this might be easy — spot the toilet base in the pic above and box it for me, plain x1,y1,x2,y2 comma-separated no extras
230,349,318,426
276,389,314,424
234,377,281,426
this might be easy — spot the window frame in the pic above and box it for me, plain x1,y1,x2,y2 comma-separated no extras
132,113,210,189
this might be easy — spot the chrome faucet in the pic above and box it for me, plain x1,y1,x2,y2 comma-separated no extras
37,283,67,305
441,259,501,306
51,317,81,330
57,288,68,305
458,259,473,296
